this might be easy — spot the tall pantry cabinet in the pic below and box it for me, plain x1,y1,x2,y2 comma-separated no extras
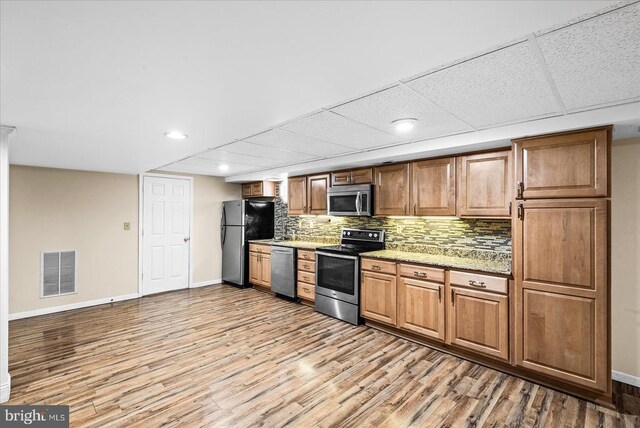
512,126,611,400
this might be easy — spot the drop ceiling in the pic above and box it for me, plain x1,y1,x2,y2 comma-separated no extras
1,1,638,180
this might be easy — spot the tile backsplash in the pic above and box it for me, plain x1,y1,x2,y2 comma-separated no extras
274,198,511,253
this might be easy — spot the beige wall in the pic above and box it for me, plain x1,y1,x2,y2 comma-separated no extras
611,137,640,380
8,166,241,315
9,166,139,314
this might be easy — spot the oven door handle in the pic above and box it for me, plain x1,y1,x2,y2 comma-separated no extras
315,251,359,260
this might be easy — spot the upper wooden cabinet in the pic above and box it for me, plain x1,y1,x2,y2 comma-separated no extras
331,168,373,186
287,176,307,215
287,174,329,216
514,198,609,392
457,150,512,217
374,163,411,216
242,181,276,198
411,157,456,216
307,174,330,215
513,126,611,199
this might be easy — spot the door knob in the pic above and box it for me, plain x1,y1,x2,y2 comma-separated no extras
184,237,191,242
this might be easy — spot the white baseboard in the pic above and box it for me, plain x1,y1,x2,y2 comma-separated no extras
9,293,140,321
613,370,640,387
190,279,222,288
0,374,10,403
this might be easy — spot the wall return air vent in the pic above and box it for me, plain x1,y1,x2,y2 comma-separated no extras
41,251,76,297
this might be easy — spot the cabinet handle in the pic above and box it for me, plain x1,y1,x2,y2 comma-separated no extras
371,265,381,271
303,287,309,293
413,271,427,278
438,286,442,302
451,289,455,305
468,280,486,288
516,181,524,199
413,203,417,216
517,203,524,220
509,202,512,216
403,204,407,215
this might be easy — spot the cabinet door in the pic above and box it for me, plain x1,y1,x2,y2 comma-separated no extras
351,168,373,184
448,287,508,361
260,254,271,288
242,183,253,197
398,277,445,341
287,177,307,215
249,252,261,285
514,198,608,392
307,174,330,215
457,150,512,217
361,271,397,326
411,157,456,216
513,126,610,199
374,163,410,216
251,181,264,196
331,171,352,186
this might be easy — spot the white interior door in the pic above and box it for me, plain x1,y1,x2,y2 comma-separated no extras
142,176,191,295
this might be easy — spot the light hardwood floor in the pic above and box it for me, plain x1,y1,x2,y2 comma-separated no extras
7,285,640,427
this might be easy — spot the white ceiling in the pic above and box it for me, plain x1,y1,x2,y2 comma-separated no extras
2,1,638,179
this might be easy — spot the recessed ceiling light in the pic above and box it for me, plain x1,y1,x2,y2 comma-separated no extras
164,130,188,140
391,118,418,133
218,164,229,171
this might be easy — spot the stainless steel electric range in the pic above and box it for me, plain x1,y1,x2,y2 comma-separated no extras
314,228,385,325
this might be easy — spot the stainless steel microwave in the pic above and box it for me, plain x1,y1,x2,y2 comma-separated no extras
327,184,373,216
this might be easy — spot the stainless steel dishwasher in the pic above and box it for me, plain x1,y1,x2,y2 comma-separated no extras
270,246,296,298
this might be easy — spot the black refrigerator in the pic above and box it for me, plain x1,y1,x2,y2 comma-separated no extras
221,200,274,287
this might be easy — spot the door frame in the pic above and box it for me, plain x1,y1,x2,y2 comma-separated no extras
138,173,194,296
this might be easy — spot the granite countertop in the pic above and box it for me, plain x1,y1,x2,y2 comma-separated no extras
360,249,512,276
248,239,330,250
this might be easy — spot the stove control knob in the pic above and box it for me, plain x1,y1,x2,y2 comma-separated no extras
369,233,373,237
347,231,351,236
343,231,347,235
374,233,378,238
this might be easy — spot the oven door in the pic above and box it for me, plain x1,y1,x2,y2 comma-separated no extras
315,251,360,304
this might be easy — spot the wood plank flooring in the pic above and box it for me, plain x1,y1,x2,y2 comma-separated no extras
7,285,640,427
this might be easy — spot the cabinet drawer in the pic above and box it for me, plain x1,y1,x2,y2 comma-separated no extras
298,259,315,273
449,270,507,294
297,283,315,301
298,250,316,261
297,271,315,285
249,244,271,254
399,264,445,283
361,258,397,275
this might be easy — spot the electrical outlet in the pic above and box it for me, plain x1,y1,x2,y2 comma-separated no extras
124,222,130,231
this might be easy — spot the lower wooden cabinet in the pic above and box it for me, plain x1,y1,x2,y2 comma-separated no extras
397,277,445,341
249,247,271,288
447,287,509,361
297,249,316,302
361,270,397,326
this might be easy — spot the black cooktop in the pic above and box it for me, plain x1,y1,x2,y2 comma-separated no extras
316,244,375,256
316,228,385,256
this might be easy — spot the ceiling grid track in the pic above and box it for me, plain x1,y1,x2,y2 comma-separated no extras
526,34,568,115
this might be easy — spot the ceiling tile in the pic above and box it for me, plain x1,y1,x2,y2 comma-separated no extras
536,3,640,112
405,42,563,129
219,141,319,163
280,111,397,149
197,149,278,166
331,85,474,139
244,129,355,157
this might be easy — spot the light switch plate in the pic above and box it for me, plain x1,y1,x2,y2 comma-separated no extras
124,222,130,231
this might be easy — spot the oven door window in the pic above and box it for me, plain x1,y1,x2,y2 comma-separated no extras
329,195,357,214
317,254,356,295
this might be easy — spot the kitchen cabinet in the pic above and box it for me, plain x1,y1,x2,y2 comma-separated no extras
242,181,276,198
457,150,512,217
514,198,609,392
297,250,316,302
248,244,271,288
513,126,610,199
307,174,330,215
287,176,307,215
374,163,410,216
331,168,373,186
361,259,397,325
411,157,456,216
397,264,445,341
447,284,509,361
287,174,329,216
